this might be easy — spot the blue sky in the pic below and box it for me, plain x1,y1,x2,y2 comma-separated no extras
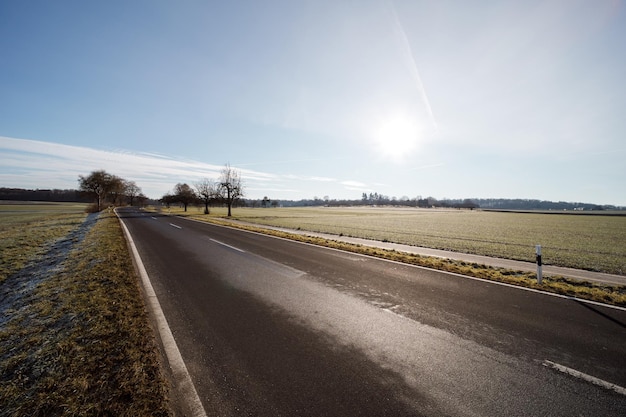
1,0,624,205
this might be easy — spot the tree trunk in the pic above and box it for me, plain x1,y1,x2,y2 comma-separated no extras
227,188,232,217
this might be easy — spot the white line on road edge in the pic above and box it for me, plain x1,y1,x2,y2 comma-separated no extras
209,238,246,253
118,216,207,417
543,360,626,396
178,216,626,311
169,223,182,229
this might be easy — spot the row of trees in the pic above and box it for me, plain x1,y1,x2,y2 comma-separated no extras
360,193,478,209
273,194,479,209
78,170,147,211
274,196,620,211
162,164,244,217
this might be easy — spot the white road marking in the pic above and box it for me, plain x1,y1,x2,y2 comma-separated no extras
175,215,626,312
209,238,245,253
543,360,626,396
117,212,207,417
151,216,157,220
169,223,182,229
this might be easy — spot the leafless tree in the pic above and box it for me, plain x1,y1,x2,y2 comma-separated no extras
78,170,116,211
195,178,217,214
107,175,127,206
173,183,197,212
217,164,244,217
124,180,142,206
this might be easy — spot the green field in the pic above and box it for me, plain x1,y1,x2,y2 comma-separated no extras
181,206,626,275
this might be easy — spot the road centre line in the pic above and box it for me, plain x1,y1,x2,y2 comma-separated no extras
169,223,182,229
117,212,207,417
543,360,626,396
151,216,157,220
209,238,246,253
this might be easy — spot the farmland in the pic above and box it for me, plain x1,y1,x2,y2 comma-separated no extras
182,206,625,276
0,202,87,283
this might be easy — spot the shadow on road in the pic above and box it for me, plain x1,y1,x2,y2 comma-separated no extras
572,299,626,329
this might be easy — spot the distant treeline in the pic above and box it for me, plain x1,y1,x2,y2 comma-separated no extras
3,187,622,211
0,187,92,202
246,195,623,211
471,198,621,211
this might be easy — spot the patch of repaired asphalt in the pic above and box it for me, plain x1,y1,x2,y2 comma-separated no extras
0,212,100,328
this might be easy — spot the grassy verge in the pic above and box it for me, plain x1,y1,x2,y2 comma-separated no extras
161,205,626,275
0,211,171,416
158,207,626,307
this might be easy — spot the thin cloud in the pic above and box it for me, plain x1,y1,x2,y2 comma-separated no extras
0,136,276,198
341,180,371,193
407,163,445,171
282,174,337,183
247,187,301,194
311,176,336,182
237,157,349,167
341,180,367,188
0,136,355,200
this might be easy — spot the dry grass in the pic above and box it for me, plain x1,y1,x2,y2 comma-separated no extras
0,203,87,283
0,209,171,417
167,205,626,275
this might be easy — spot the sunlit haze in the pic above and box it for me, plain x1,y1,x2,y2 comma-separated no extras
1,1,624,205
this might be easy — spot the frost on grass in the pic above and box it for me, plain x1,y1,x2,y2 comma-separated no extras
0,212,99,327
0,212,171,417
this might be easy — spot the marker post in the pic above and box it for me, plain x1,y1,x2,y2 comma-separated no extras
535,245,543,284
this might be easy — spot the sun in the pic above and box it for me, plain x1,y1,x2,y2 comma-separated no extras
372,115,421,160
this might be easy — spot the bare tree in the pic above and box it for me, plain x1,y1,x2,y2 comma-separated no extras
172,183,197,212
107,175,126,206
195,178,217,214
217,164,244,217
125,180,142,206
161,193,175,208
78,170,115,211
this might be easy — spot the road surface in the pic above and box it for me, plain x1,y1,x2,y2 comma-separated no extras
117,207,626,416
224,219,626,286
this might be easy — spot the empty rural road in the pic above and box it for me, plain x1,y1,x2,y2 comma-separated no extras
117,207,626,416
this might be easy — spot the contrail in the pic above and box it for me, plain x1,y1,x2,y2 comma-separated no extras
386,0,438,133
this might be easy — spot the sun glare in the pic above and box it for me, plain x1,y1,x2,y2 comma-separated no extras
373,115,421,160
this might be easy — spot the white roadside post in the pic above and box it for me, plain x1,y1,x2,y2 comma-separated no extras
535,245,543,284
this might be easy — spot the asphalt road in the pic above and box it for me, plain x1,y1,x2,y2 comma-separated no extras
118,207,626,416
225,220,626,286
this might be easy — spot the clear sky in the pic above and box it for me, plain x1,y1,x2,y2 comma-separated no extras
1,0,625,205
